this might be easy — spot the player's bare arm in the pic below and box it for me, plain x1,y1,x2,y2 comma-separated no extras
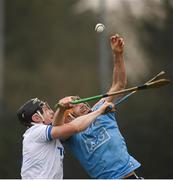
52,96,76,126
106,34,127,102
51,101,114,139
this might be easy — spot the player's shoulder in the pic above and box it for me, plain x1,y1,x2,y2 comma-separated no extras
29,123,47,131
24,123,47,136
23,123,53,142
92,99,105,111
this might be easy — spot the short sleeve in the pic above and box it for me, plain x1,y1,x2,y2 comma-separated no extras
29,124,53,143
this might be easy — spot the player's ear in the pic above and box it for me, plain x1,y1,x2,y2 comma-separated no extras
32,113,42,123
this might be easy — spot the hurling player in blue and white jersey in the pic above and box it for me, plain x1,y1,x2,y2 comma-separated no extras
17,97,114,179
57,34,142,179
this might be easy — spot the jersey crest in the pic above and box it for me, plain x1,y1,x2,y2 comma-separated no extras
83,127,110,153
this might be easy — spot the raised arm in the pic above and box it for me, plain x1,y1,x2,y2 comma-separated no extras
105,34,127,102
51,101,114,139
52,96,75,126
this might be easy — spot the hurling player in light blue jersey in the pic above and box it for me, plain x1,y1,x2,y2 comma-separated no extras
55,34,142,179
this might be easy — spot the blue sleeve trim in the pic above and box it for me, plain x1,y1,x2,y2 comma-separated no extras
46,125,53,141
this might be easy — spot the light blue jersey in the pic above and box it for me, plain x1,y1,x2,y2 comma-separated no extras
65,101,141,179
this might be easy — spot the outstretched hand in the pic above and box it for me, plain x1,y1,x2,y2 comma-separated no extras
110,34,124,54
